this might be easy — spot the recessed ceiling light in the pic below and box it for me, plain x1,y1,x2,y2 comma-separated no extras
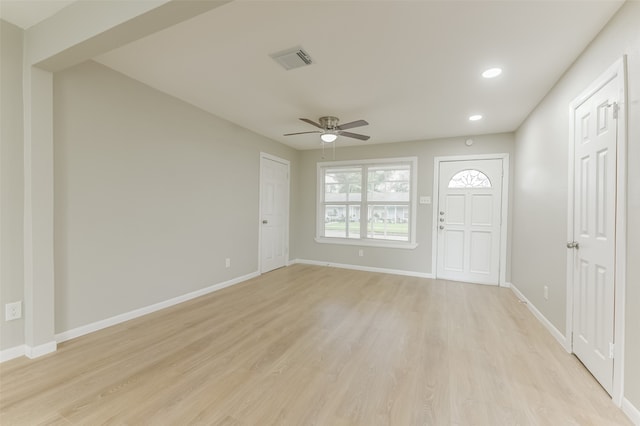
469,114,483,121
482,67,502,78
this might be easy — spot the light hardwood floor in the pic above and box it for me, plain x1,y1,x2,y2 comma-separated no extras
0,264,631,425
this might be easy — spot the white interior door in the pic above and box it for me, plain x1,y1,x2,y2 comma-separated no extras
260,155,289,273
570,73,619,394
436,159,503,285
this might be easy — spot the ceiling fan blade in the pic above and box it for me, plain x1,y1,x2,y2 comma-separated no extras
283,131,321,136
336,119,368,131
339,131,370,141
299,118,324,129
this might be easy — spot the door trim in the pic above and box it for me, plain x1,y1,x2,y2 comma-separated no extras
431,153,510,287
258,152,290,274
566,57,627,405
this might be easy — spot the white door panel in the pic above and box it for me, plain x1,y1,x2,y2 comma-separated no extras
436,159,503,285
443,230,464,271
471,194,493,225
260,156,289,273
469,231,491,273
570,74,618,394
445,195,465,224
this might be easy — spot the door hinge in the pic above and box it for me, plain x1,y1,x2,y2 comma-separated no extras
612,102,619,120
609,342,615,359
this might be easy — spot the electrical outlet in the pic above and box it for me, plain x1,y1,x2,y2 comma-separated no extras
543,285,549,301
358,249,364,257
5,301,22,321
225,258,231,268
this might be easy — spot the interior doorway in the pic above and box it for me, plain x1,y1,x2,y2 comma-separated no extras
567,57,627,402
259,153,290,273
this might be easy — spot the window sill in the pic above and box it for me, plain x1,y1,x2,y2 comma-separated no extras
314,237,418,250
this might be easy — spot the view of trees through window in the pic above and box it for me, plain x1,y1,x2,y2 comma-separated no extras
321,162,412,242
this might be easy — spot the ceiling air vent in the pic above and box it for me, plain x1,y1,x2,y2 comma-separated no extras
270,46,313,70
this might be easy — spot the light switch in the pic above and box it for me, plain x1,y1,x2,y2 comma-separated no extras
419,196,431,205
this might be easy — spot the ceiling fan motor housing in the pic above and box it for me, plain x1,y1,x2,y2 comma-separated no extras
319,116,339,130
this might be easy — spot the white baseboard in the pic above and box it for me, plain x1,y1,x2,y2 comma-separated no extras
1,340,60,362
1,340,59,362
25,341,57,359
0,344,25,362
623,398,640,425
291,258,434,279
55,271,259,344
508,282,568,351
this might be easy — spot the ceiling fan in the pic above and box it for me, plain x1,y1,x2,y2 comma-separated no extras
284,116,370,142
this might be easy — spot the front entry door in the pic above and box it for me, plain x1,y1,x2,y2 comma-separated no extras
436,159,503,285
260,154,289,273
569,69,620,395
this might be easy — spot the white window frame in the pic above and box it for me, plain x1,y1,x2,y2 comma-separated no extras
315,157,418,249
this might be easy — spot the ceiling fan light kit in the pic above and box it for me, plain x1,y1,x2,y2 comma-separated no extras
320,132,338,143
284,116,370,144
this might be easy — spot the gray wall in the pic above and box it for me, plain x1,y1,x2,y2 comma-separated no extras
53,61,297,332
294,133,515,278
0,20,25,350
511,0,640,408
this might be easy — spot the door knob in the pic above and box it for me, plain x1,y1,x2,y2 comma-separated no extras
440,211,445,215
439,218,445,222
439,225,444,230
262,220,268,224
567,241,579,249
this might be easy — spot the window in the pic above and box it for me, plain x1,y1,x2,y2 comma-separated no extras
448,169,491,188
317,158,417,248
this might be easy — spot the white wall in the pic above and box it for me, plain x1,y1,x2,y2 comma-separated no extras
294,133,515,277
0,20,25,350
511,0,640,410
53,61,297,333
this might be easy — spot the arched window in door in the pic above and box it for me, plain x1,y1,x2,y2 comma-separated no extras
448,169,492,188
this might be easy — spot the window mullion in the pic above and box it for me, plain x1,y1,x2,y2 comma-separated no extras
361,166,368,240
320,167,325,237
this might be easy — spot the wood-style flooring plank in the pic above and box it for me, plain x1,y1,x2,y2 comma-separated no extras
0,264,631,425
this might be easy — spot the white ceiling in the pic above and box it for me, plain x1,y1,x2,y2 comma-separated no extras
3,1,624,150
0,0,75,29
